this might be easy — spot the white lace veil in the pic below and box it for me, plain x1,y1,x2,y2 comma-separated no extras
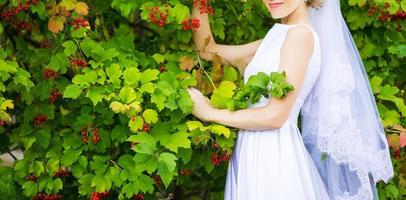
301,0,395,199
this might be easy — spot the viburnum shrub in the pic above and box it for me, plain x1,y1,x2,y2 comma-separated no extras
0,0,404,200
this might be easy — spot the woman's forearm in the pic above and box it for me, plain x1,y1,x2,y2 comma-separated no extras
191,4,216,56
208,106,282,131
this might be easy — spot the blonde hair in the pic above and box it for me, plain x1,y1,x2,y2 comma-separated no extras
306,0,325,9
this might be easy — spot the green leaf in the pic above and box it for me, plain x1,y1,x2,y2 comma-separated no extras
123,68,141,85
62,40,77,56
91,174,112,192
86,87,105,106
172,4,189,24
222,66,238,82
140,69,160,84
36,129,51,148
152,53,165,64
22,181,37,197
127,133,157,155
29,161,45,177
210,81,237,109
63,84,82,99
158,152,177,188
155,130,191,153
378,84,399,101
370,76,382,94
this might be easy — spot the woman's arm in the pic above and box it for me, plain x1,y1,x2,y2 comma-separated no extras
207,25,315,130
191,5,262,74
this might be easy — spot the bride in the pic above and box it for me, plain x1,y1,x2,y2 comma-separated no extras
187,0,394,199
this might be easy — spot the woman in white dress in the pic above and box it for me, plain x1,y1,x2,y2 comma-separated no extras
187,0,394,199
188,0,330,199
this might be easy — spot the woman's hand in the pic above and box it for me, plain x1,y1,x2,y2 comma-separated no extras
187,87,216,122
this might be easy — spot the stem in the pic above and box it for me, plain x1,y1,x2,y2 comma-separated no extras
192,44,216,89
109,159,123,170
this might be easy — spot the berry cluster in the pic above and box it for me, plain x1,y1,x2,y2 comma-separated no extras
179,169,192,175
26,174,38,182
0,120,5,127
70,59,89,68
181,17,200,31
11,20,32,31
131,193,145,200
72,18,89,30
367,6,379,17
152,175,162,187
34,114,48,126
32,192,63,200
378,11,391,22
146,2,169,27
193,0,214,15
53,168,69,178
43,69,60,80
49,89,62,103
90,191,109,200
81,127,101,144
0,0,39,21
368,4,406,22
211,151,230,166
391,11,406,20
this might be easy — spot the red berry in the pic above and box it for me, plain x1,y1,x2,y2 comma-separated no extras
159,65,167,72
0,120,5,127
143,123,150,132
394,149,401,159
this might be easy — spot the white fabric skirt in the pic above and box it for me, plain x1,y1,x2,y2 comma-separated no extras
224,121,331,200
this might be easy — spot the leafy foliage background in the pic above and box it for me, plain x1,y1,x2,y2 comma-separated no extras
0,0,404,199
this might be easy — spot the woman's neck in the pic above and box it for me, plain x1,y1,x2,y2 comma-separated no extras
280,3,310,25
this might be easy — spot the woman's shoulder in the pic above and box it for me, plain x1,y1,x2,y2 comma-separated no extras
281,25,315,54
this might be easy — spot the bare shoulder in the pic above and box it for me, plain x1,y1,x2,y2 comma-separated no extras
281,25,314,56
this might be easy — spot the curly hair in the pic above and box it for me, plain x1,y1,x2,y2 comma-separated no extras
306,0,325,9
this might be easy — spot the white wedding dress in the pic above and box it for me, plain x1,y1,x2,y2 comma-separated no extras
224,23,331,200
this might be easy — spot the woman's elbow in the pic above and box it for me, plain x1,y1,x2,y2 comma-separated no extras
265,113,288,129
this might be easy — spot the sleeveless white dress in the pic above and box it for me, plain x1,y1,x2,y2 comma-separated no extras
224,23,331,200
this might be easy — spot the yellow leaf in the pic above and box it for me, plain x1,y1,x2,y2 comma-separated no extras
110,101,129,113
60,0,76,11
75,2,89,15
209,124,231,139
1,100,14,110
186,121,207,131
48,16,66,33
129,101,142,112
